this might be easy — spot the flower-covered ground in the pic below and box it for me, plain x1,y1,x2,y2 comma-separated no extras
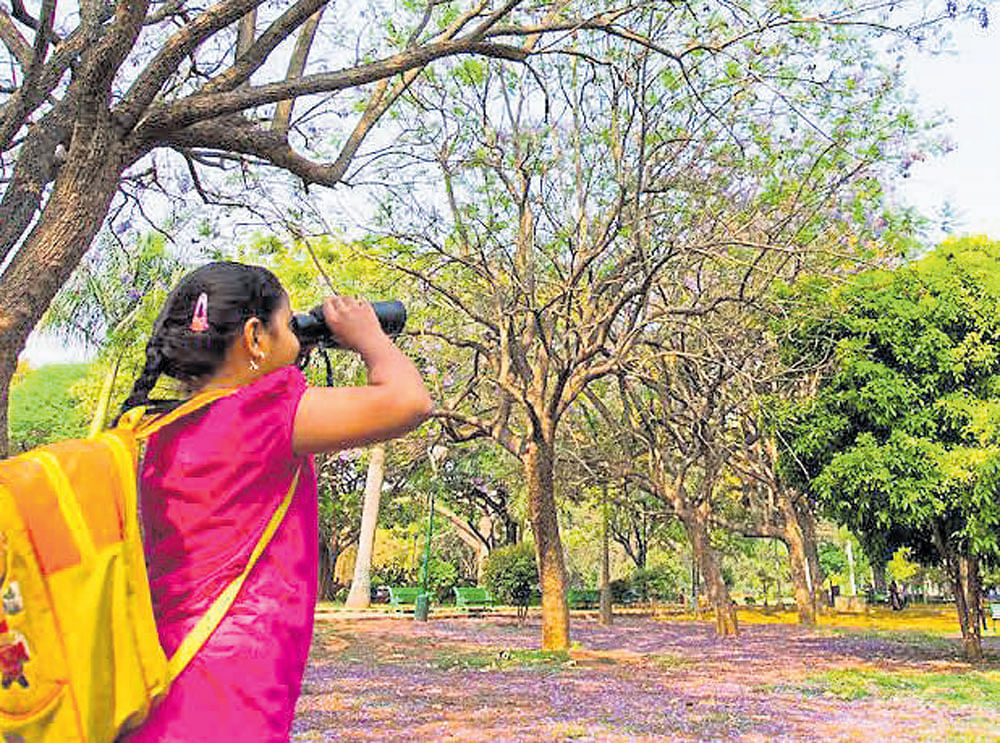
292,613,1000,742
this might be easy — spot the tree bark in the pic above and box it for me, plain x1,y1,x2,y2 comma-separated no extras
523,439,570,650
800,507,823,616
599,487,612,626
932,522,983,662
0,117,135,456
682,505,738,636
955,553,983,662
345,444,386,608
780,495,816,626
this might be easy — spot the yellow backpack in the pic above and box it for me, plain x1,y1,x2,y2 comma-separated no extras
0,391,299,742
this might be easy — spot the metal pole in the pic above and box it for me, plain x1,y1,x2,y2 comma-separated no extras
414,483,436,622
415,445,446,622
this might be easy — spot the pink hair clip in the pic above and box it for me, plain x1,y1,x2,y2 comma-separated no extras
189,292,209,332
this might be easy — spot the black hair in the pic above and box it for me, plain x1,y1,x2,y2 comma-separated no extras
117,261,286,420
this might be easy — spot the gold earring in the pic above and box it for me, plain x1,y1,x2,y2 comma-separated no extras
250,359,260,371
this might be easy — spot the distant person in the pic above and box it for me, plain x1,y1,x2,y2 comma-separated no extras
119,262,432,743
889,580,903,611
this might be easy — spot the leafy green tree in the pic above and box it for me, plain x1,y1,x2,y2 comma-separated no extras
44,233,186,432
775,236,1000,660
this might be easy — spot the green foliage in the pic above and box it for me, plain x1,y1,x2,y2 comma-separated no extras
422,557,460,602
774,237,1000,568
371,554,459,603
482,542,538,605
887,547,921,584
629,563,682,602
8,364,90,451
818,541,848,576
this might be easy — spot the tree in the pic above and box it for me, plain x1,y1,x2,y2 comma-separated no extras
0,0,731,454
716,428,826,625
344,443,386,608
775,236,1000,660
368,3,986,647
315,448,366,600
376,49,677,649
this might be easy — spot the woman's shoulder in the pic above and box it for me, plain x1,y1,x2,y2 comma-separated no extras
234,365,308,402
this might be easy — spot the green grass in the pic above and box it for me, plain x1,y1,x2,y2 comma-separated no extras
780,669,1000,708
433,648,572,672
8,364,90,451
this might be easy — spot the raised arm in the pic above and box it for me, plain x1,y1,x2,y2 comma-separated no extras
292,296,433,454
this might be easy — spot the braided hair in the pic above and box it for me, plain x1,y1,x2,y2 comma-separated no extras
116,261,286,421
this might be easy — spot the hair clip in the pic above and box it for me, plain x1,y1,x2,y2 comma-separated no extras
189,292,210,332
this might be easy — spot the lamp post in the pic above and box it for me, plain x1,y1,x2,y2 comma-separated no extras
415,444,448,622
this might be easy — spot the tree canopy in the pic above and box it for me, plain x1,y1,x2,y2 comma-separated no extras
774,236,1000,658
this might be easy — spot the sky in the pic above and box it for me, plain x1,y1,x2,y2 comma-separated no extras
18,15,1000,367
900,20,1000,240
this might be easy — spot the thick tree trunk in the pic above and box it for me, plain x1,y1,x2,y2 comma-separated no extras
0,353,14,456
780,496,816,626
954,554,983,662
0,116,134,456
345,444,386,608
523,439,570,650
932,523,983,662
800,508,824,616
318,534,339,601
683,506,738,636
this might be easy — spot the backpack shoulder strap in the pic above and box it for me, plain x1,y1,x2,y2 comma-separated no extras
165,465,302,683
116,387,238,440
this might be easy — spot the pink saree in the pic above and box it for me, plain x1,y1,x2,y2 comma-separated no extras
122,366,318,743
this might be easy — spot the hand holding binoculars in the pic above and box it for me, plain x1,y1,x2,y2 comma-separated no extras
290,300,406,350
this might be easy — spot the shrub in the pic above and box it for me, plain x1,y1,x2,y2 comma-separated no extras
630,564,681,601
609,578,632,603
370,557,410,588
482,542,538,605
423,557,459,603
370,555,459,603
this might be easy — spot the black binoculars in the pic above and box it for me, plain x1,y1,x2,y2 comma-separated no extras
290,300,407,350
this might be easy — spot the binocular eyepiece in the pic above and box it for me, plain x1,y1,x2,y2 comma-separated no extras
290,300,407,350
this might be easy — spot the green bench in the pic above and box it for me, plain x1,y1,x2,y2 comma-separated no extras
388,586,424,610
990,603,1000,632
568,588,600,609
453,586,494,612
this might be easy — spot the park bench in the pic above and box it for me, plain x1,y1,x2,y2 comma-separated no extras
568,588,600,609
453,586,494,613
990,603,1000,632
388,586,424,611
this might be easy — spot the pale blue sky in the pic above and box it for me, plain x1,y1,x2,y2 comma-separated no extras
901,21,1000,240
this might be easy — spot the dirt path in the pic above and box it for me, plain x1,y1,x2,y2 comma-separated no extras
292,616,1000,742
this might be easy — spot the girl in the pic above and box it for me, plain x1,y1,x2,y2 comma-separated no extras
119,261,432,742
